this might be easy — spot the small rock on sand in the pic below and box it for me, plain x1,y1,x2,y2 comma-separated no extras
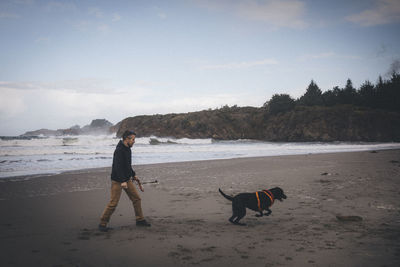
336,215,363,222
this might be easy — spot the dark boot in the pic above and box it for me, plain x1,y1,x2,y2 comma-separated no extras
98,224,113,232
136,220,151,227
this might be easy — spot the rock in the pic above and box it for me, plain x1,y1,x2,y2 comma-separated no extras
149,138,161,145
81,119,113,135
336,215,363,222
321,172,331,176
21,128,60,137
21,119,114,136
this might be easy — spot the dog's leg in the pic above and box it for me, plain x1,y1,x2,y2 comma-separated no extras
255,211,263,217
264,208,272,216
229,199,240,225
233,221,246,226
229,198,247,226
233,205,247,226
229,215,237,224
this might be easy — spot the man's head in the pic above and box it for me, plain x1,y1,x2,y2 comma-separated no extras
122,130,136,148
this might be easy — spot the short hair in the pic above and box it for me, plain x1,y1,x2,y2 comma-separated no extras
122,130,136,140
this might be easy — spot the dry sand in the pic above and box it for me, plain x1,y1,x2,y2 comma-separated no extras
1,150,400,266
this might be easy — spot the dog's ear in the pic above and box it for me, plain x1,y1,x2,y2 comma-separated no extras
271,187,287,200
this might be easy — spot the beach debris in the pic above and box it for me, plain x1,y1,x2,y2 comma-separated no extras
370,150,378,153
142,180,159,185
318,179,331,183
78,228,92,240
336,215,363,222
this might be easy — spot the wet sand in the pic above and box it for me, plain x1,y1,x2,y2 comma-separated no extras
1,150,400,266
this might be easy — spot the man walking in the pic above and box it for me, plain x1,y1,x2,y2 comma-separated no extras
99,130,151,231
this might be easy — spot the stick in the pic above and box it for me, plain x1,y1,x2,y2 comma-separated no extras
141,180,158,185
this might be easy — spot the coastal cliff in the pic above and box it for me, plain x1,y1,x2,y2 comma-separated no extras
114,74,400,142
22,73,400,142
114,105,400,142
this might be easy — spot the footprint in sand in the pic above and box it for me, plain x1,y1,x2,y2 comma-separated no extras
78,228,94,240
200,246,217,252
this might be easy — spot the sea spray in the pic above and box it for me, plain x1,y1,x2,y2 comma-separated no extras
1,135,399,179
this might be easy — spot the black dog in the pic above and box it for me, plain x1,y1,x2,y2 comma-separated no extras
219,187,287,226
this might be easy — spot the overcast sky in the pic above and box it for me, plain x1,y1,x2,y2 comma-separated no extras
1,0,399,136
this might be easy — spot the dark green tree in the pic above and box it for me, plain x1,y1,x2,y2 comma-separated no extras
267,94,296,114
385,72,400,111
298,80,323,106
341,78,357,104
375,75,388,109
357,80,375,107
322,86,339,106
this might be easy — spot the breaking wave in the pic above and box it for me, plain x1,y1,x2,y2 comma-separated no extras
1,134,399,179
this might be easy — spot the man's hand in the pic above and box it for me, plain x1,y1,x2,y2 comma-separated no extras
134,176,144,192
121,182,128,189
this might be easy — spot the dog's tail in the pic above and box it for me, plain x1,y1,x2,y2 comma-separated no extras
219,188,233,201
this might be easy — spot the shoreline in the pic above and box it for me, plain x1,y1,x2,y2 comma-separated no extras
1,147,399,182
1,150,400,266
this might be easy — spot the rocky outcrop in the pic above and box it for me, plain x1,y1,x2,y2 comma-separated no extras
21,128,60,136
115,105,400,142
116,106,264,140
81,119,113,135
21,119,114,136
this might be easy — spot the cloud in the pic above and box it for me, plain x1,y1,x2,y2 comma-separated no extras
194,0,307,29
34,37,50,43
346,0,400,26
0,79,122,94
72,10,118,33
157,12,167,19
0,78,267,135
97,23,110,33
88,7,104,18
299,52,335,60
13,0,34,4
298,52,360,61
202,58,278,70
236,0,307,29
386,59,400,76
0,79,155,133
112,13,121,22
45,1,77,12
0,13,20,19
153,6,167,19
0,88,25,118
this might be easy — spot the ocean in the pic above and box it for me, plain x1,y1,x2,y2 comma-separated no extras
1,135,400,179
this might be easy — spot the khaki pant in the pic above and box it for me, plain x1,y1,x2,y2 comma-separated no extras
100,180,144,225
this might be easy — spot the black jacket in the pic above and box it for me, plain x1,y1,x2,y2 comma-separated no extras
111,140,136,183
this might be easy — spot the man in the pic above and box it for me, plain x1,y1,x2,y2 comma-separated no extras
99,130,151,231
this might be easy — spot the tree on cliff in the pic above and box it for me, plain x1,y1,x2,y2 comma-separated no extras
357,80,375,107
298,80,324,106
341,79,357,104
265,94,296,114
322,86,341,106
377,72,400,111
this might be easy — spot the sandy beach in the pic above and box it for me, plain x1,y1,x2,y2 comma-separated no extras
1,150,400,266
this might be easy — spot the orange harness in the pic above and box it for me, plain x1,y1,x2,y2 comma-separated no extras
256,190,274,212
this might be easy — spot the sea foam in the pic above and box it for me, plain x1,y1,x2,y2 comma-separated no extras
1,135,399,179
